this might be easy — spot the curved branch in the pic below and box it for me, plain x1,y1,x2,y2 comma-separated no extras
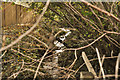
64,33,106,51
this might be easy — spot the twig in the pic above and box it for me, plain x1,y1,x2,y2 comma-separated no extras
66,3,101,33
54,30,63,38
111,50,114,57
64,33,106,51
0,59,14,64
12,59,25,79
89,7,103,28
8,68,44,79
0,50,7,59
115,53,120,80
11,49,38,62
68,50,77,69
28,35,48,48
105,35,120,48
79,34,95,51
19,59,24,71
33,48,49,80
96,48,105,79
21,47,45,51
99,55,105,77
81,0,120,22
104,30,120,35
106,36,120,46
66,73,74,80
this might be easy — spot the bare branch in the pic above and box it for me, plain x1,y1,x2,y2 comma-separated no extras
65,33,106,51
99,55,105,77
96,48,105,79
68,50,77,69
0,50,7,59
82,52,97,78
28,35,48,48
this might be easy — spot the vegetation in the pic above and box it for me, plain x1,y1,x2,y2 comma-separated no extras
1,1,120,80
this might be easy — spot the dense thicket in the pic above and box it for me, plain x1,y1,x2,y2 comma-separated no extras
2,2,120,80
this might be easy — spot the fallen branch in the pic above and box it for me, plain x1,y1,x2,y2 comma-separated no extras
82,52,97,78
